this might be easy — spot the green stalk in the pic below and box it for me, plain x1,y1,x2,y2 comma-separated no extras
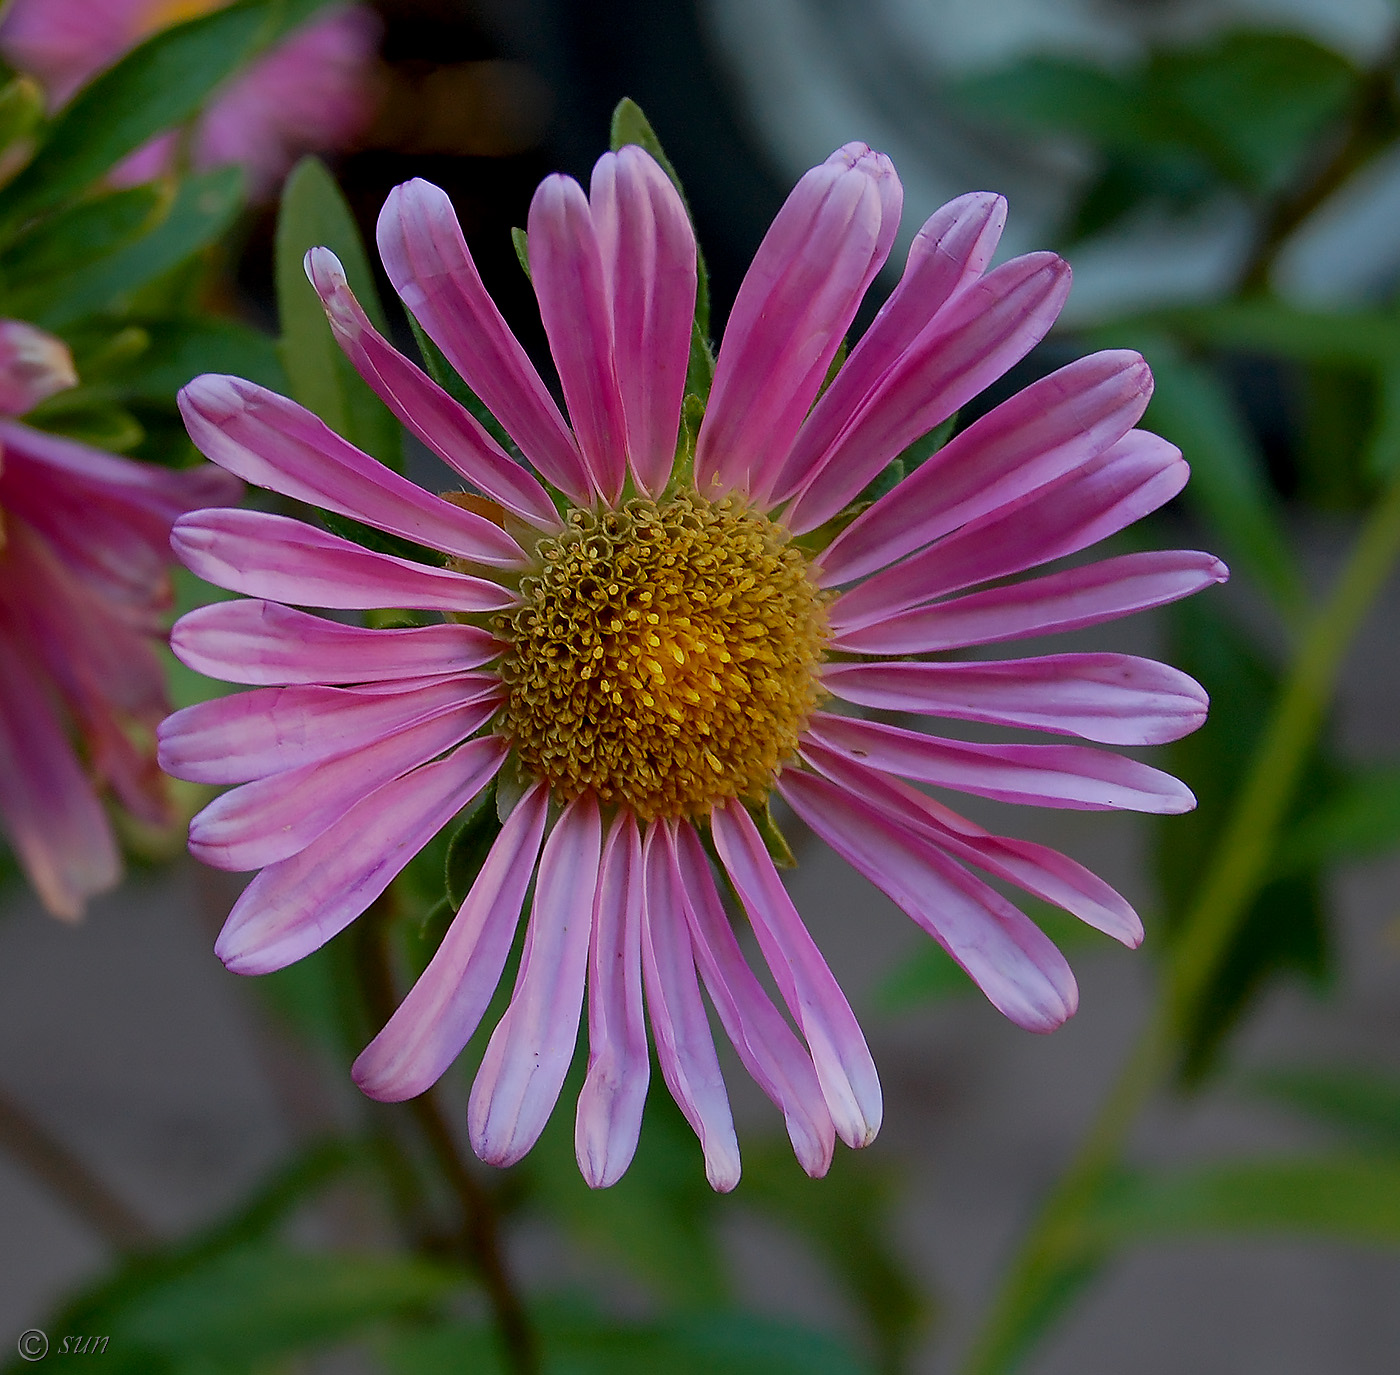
959,472,1400,1375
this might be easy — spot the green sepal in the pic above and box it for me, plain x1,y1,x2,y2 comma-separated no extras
444,780,503,909
511,225,531,280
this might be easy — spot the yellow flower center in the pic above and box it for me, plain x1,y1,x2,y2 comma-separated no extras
496,492,829,820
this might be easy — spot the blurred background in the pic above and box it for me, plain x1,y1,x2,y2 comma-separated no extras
3,1,1400,1372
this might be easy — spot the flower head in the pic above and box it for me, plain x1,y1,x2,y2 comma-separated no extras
0,322,240,918
0,0,379,196
161,143,1226,1189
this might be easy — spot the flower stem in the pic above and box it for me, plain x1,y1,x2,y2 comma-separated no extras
0,1084,155,1253
353,900,538,1375
959,471,1400,1375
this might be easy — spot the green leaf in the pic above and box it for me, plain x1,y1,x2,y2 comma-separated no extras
37,1140,365,1364
610,97,711,340
444,781,502,908
0,0,334,227
0,73,43,178
23,392,144,450
275,155,402,470
0,183,166,310
98,316,287,404
1247,1065,1400,1152
1281,766,1400,871
747,797,796,869
954,57,1161,152
1145,31,1356,194
1086,1157,1400,1246
99,1247,456,1369
384,1306,872,1375
511,225,532,280
1101,332,1302,613
741,1140,927,1371
1160,299,1400,371
24,167,244,329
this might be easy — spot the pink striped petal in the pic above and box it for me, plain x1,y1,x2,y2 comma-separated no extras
0,417,241,526
377,178,591,504
529,174,628,502
801,742,1142,946
832,431,1187,631
711,800,881,1149
695,144,900,500
178,375,527,568
575,811,649,1188
0,633,118,920
470,793,602,1167
160,674,499,783
830,550,1230,655
820,653,1208,746
641,822,741,1192
807,712,1196,814
216,737,507,974
305,248,561,531
171,600,501,686
669,822,836,1178
590,146,696,497
188,696,499,870
779,768,1078,1031
767,191,1006,504
353,783,549,1101
818,350,1153,587
171,509,516,614
782,252,1073,535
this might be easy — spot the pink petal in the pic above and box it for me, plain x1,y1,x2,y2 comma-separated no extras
695,144,900,501
216,736,507,974
801,742,1142,946
831,430,1187,631
807,712,1196,814
187,695,500,870
669,822,836,1178
304,248,561,531
171,599,501,687
767,191,1006,504
830,550,1231,655
376,178,592,504
820,653,1208,746
179,374,527,568
818,350,1153,587
782,252,1073,535
159,674,500,783
641,821,741,1192
353,782,550,1101
0,632,118,920
0,417,241,525
171,509,516,614
779,768,1078,1031
469,793,602,1167
528,173,628,502
575,811,650,1188
590,146,696,497
711,800,881,1149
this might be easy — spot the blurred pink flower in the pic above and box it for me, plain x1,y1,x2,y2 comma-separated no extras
0,321,241,919
161,145,1225,1188
0,0,379,196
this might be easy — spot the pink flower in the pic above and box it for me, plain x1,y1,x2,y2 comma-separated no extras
0,0,379,196
160,145,1226,1189
0,321,241,919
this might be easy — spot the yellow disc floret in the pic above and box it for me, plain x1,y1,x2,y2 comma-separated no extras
496,492,829,820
